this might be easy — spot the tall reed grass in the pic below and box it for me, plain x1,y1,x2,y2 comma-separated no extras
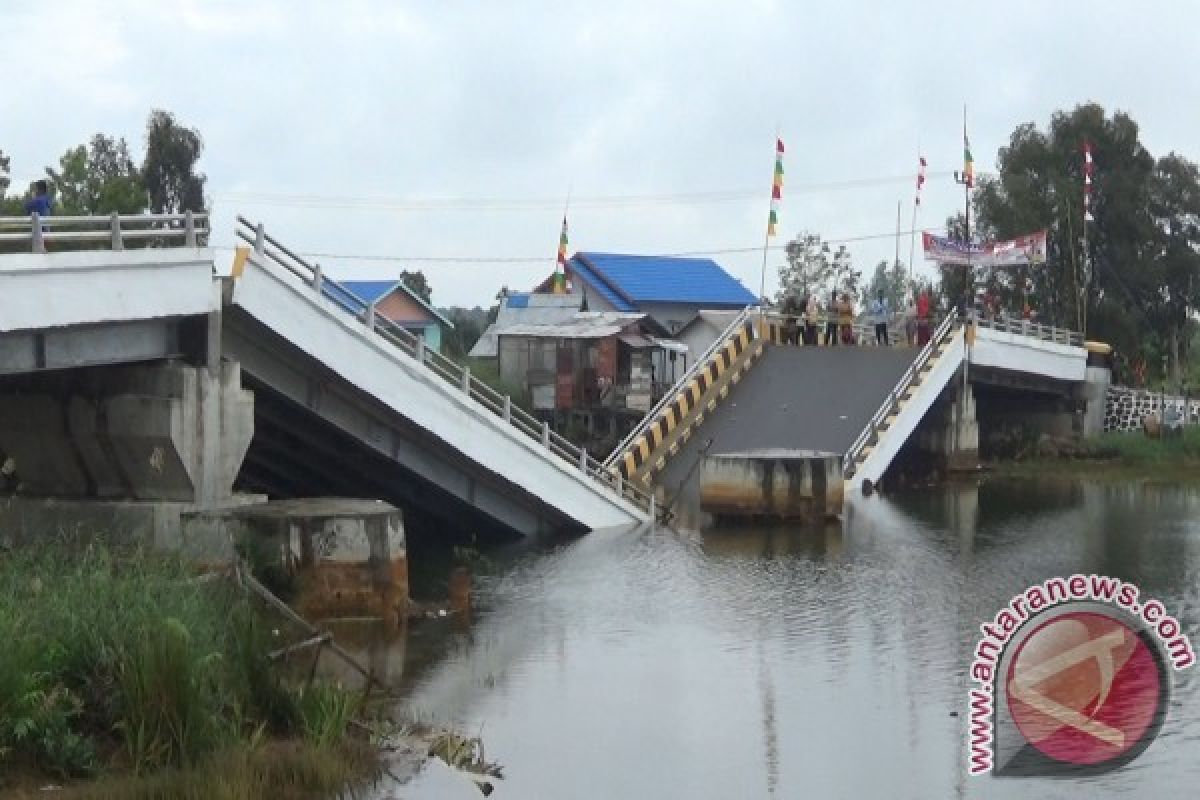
1084,425,1200,465
0,542,373,794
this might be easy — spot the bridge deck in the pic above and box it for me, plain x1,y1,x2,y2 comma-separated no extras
658,345,916,515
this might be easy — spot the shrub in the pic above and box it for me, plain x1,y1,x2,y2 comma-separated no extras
0,542,373,792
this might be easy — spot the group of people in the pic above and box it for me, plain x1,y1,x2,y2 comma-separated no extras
778,287,939,348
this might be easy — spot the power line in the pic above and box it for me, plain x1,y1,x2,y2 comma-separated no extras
212,172,965,212
211,226,946,265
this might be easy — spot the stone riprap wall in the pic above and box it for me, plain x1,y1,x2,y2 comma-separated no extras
1103,386,1200,432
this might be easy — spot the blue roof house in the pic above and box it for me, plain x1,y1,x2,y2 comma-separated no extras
536,252,758,334
324,279,454,353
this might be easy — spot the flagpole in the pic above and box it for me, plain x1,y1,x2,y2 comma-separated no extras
758,224,771,310
1080,205,1087,334
908,140,920,280
908,201,919,276
953,105,973,317
894,200,902,270
760,134,784,320
554,185,572,295
1081,142,1092,335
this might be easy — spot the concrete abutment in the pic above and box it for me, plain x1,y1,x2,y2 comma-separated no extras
0,359,253,504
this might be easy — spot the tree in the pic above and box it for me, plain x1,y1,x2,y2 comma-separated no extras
399,269,432,304
776,231,860,305
0,149,21,216
1147,153,1200,384
866,258,910,310
142,110,207,213
46,134,146,215
440,305,490,360
973,105,1158,337
970,103,1200,382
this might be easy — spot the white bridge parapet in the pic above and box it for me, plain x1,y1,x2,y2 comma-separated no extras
0,249,217,333
230,250,646,530
970,323,1087,382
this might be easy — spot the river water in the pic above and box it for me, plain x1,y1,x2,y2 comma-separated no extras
384,478,1200,799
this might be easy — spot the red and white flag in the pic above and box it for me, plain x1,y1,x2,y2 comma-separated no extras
915,156,927,205
1083,141,1095,222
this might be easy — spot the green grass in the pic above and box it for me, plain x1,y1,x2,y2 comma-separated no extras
4,740,378,800
995,426,1200,479
1081,426,1200,466
0,542,376,795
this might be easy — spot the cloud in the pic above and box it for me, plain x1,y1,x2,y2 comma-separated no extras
3,0,1199,307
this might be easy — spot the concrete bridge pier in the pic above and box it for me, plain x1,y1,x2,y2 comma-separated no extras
0,359,255,549
919,380,980,473
1081,357,1113,437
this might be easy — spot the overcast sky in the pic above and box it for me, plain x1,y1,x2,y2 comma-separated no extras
3,1,1197,308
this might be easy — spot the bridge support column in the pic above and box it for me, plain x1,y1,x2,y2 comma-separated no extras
1081,363,1112,436
919,382,979,472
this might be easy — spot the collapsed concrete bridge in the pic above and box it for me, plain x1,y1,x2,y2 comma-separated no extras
604,308,1103,518
0,214,650,545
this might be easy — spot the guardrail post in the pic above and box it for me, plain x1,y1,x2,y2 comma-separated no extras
366,300,376,331
414,336,425,364
579,447,588,472
31,214,45,254
184,210,197,247
110,212,123,250
502,395,511,422
541,421,551,448
461,366,471,394
254,223,265,256
312,262,323,292
650,492,656,520
616,472,624,496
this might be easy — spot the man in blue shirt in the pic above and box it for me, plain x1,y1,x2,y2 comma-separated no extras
870,290,890,346
24,180,52,249
24,180,52,217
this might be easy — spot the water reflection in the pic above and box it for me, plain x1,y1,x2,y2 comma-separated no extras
373,479,1200,799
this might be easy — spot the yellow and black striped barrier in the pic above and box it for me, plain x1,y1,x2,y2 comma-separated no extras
616,319,758,483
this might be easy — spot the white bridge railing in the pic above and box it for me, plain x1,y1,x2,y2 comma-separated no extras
843,312,960,478
973,314,1084,347
234,216,655,517
0,212,208,253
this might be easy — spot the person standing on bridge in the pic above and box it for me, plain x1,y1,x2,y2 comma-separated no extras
24,180,52,218
824,289,839,346
904,293,917,347
23,180,53,251
804,292,820,346
780,293,801,345
838,292,855,345
916,287,931,346
870,290,890,346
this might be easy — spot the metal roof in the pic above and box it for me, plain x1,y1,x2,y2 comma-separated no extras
468,292,583,358
568,257,635,310
495,311,648,340
334,280,455,328
571,252,758,308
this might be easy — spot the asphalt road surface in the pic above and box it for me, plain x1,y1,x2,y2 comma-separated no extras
659,345,916,520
